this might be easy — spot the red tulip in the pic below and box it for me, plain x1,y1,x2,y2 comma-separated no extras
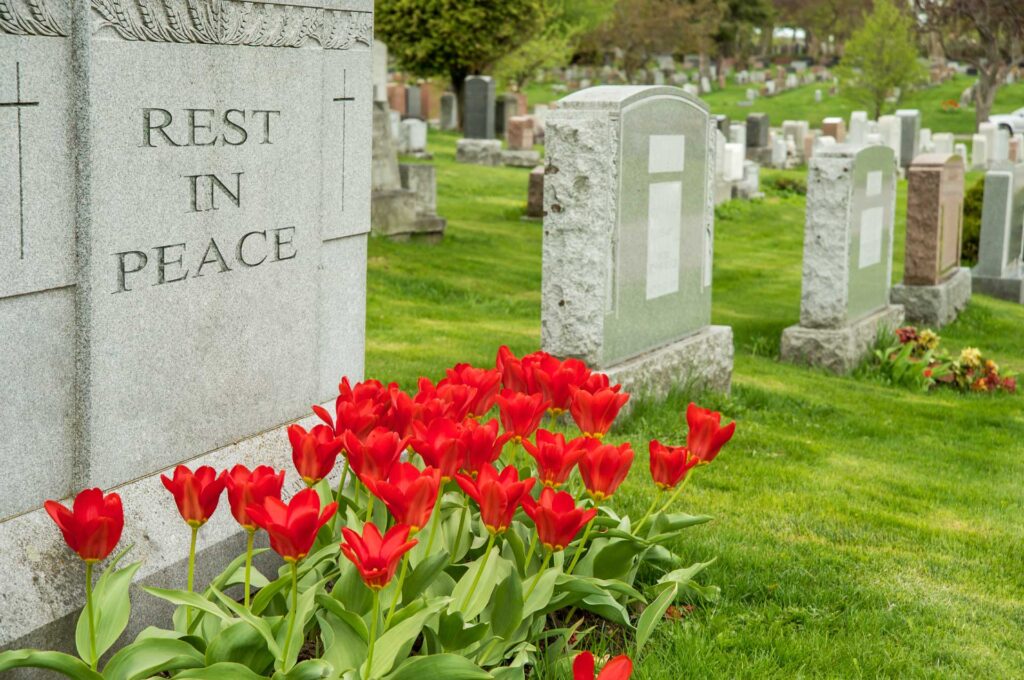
443,363,502,417
496,345,532,393
413,378,477,424
44,489,124,563
288,423,344,486
532,357,592,414
648,440,700,490
521,487,597,551
460,418,512,476
378,384,415,438
496,389,550,441
570,387,630,439
522,429,588,488
456,464,535,535
223,465,286,530
573,652,633,680
685,402,736,464
343,427,409,487
578,440,634,501
340,523,418,590
313,377,386,437
246,488,337,562
369,463,441,533
410,417,465,481
160,465,226,527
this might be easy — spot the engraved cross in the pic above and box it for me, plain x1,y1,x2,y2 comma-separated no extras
1,62,38,260
332,69,355,207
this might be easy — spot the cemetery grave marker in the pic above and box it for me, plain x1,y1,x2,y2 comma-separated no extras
972,162,1024,303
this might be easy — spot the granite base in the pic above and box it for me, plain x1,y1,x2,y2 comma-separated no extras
781,305,905,374
891,267,972,328
455,139,503,166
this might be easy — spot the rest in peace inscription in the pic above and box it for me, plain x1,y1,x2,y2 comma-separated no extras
114,107,297,292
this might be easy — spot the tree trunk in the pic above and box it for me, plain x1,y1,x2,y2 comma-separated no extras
450,68,468,133
974,64,1004,130
760,23,773,57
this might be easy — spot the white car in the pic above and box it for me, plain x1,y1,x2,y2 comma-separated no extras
989,107,1024,134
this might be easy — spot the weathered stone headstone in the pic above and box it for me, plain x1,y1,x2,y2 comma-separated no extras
1,0,373,651
405,84,423,120
891,154,971,326
723,143,745,182
387,82,406,116
525,165,545,219
400,118,428,154
746,113,769,148
933,132,954,155
728,122,747,149
877,115,902,166
848,110,868,146
814,89,822,103
978,121,998,162
895,109,921,168
440,92,458,131
971,134,988,169
462,75,496,139
992,127,1010,163
972,162,1024,303
373,40,388,103
781,145,904,372
507,116,535,150
822,117,846,143
495,92,518,138
543,86,733,396
783,120,809,160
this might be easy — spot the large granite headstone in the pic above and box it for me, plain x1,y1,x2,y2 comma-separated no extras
895,109,921,169
1,0,372,652
891,154,971,326
543,86,733,396
972,162,1024,302
463,75,495,139
781,145,905,372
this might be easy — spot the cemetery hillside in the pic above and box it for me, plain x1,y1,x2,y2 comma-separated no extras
2,0,1024,679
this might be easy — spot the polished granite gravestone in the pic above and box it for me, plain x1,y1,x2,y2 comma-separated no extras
896,109,921,169
1,0,372,653
543,86,733,396
781,145,905,372
891,154,971,326
457,75,501,165
971,162,1024,303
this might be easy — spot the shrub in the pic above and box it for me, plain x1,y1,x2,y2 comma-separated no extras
961,176,985,266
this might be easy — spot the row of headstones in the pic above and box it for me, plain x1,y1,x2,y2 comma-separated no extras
538,85,1024,388
455,75,542,168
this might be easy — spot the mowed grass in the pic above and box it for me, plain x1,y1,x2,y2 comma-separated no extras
524,75,1024,135
366,131,1024,678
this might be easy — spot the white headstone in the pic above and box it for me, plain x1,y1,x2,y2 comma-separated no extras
373,40,388,103
877,115,903,166
814,89,823,103
972,134,989,169
933,132,955,155
728,122,747,149
954,142,969,161
848,111,869,146
724,143,745,181
992,127,1010,163
400,118,428,153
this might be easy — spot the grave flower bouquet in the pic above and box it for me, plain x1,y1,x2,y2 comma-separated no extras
876,326,1017,394
0,346,735,680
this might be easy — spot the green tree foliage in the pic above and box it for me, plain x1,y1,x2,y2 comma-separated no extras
837,0,925,118
375,0,543,100
495,0,615,91
712,0,773,62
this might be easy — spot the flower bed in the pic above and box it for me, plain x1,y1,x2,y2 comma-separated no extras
872,327,1017,393
1,346,736,680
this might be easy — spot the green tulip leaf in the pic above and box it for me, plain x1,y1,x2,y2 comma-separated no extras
209,585,283,658
437,611,489,651
487,569,524,641
0,649,103,680
173,661,266,679
402,552,449,605
364,597,448,679
449,548,507,620
75,560,143,667
636,582,678,652
522,567,561,619
205,620,275,673
316,609,365,675
143,586,232,624
590,538,647,580
276,658,334,680
101,637,204,680
383,653,493,680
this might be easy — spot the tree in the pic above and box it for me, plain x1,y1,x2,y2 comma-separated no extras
914,0,1024,128
375,0,543,119
495,0,615,92
773,0,871,59
836,0,925,119
711,0,773,65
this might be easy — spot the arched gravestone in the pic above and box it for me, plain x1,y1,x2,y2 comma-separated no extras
781,144,905,373
1,0,372,652
542,86,733,396
972,162,1024,303
891,153,972,327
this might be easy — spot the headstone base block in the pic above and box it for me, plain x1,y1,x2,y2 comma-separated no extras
502,149,542,168
600,325,734,399
891,267,971,327
971,270,1024,304
456,139,503,166
781,305,905,374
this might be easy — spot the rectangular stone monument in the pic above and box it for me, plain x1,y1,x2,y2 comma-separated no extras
781,145,904,372
543,86,733,396
746,112,769,148
462,75,496,139
373,40,388,102
1,0,373,652
848,110,869,146
972,134,988,169
495,93,518,138
933,132,954,155
387,82,406,116
783,120,809,160
405,84,423,120
728,122,747,149
822,117,846,143
877,115,903,166
891,154,971,326
440,92,458,130
507,116,535,150
525,165,545,219
895,109,921,168
972,163,1024,303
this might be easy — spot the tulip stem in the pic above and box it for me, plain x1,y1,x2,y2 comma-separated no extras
186,525,198,629
281,561,299,671
450,497,469,560
366,589,381,679
243,529,255,609
461,533,496,611
632,493,663,536
365,495,375,524
85,561,97,670
425,500,442,555
656,474,694,516
523,531,539,575
566,512,596,575
525,550,552,600
333,459,350,532
384,552,410,628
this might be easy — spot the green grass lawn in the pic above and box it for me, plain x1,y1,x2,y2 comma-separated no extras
523,75,1024,136
367,131,1024,678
